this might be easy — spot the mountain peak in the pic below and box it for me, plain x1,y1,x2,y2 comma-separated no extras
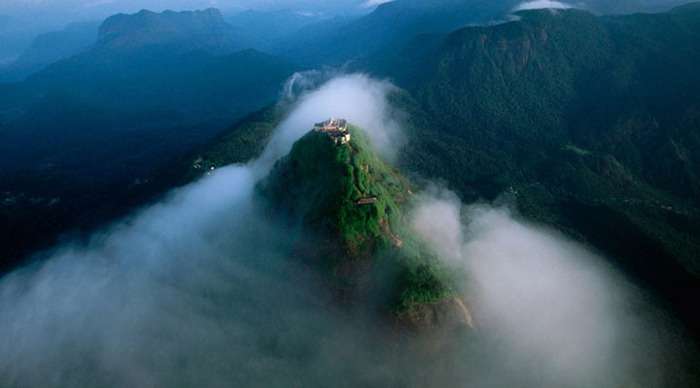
258,122,472,329
97,8,238,54
313,117,352,145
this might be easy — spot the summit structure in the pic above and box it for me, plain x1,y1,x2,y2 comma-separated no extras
313,118,351,145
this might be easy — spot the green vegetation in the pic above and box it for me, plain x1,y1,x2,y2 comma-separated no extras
178,105,286,182
258,125,454,315
203,5,700,328
393,264,452,313
260,126,405,256
378,5,700,329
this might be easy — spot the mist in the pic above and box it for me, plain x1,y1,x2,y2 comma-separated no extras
0,73,408,387
259,72,404,168
0,74,696,387
409,187,698,387
514,0,574,11
0,0,369,25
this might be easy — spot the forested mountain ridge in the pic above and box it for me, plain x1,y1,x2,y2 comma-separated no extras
396,6,700,237
273,0,518,66
186,4,700,331
0,9,298,269
267,0,694,67
386,5,700,330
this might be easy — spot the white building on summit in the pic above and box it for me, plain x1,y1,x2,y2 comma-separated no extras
314,118,351,145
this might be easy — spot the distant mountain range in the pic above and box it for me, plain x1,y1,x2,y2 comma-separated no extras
0,8,297,267
0,9,295,175
262,0,694,66
97,8,241,54
270,0,517,66
0,21,98,82
0,14,44,65
225,9,327,52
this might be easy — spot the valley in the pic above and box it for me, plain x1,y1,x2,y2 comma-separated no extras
0,1,699,387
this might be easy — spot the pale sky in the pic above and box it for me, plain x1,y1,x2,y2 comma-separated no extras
0,0,375,30
0,0,369,16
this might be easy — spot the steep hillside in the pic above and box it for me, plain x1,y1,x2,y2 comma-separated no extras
0,9,298,270
258,124,471,328
376,5,700,330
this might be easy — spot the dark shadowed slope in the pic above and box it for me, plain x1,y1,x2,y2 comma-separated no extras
0,8,297,269
375,5,700,331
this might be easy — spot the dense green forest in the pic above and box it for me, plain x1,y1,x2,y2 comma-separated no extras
393,6,700,330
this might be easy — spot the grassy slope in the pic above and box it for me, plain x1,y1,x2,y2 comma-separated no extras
259,125,453,313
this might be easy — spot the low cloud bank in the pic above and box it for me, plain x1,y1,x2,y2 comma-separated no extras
410,187,697,387
514,0,574,11
362,0,393,8
0,73,411,387
0,74,695,388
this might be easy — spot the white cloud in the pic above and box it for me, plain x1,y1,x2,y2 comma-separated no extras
514,0,573,11
409,186,693,386
361,0,392,8
0,74,413,387
0,73,694,387
260,72,403,168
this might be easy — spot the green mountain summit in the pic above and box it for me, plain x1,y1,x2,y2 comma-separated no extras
258,120,472,330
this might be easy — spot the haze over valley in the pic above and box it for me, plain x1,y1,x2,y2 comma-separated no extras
1,1,699,387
